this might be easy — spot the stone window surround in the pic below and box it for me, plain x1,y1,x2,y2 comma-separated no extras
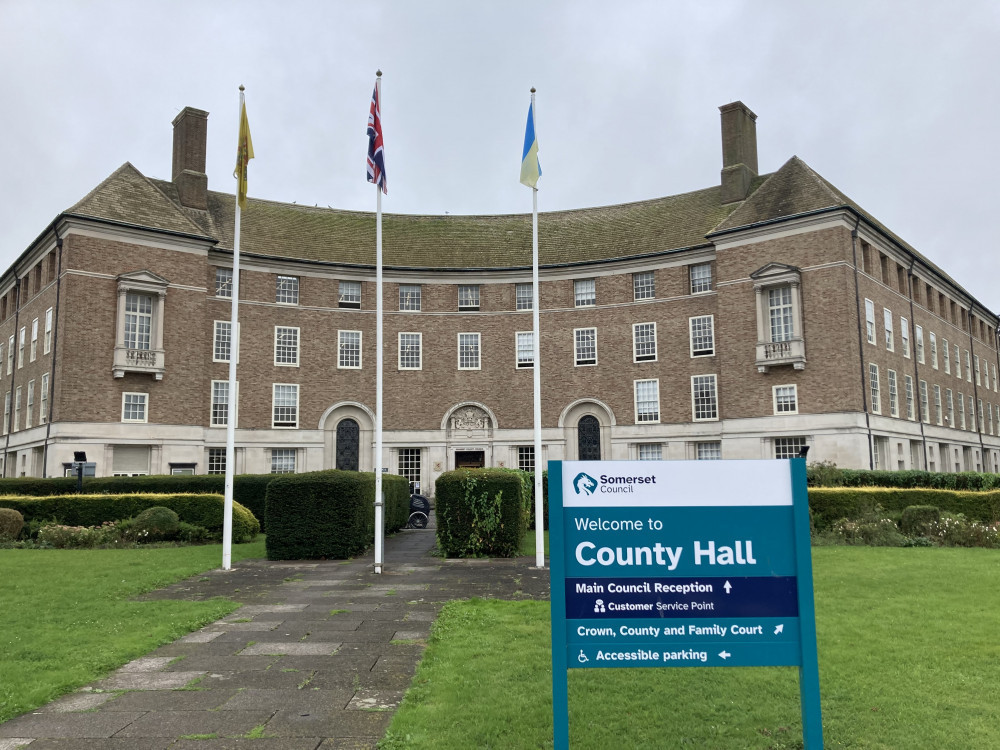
113,271,168,380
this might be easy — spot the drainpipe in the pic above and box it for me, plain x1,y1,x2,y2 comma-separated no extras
849,216,874,469
967,303,987,470
40,235,64,477
905,260,928,469
2,273,22,476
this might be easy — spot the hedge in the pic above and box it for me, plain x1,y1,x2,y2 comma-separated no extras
265,470,409,560
435,468,528,558
807,467,1000,491
808,487,1000,530
0,474,275,532
0,493,260,542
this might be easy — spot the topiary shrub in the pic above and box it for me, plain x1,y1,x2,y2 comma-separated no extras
131,506,180,542
901,505,941,537
435,469,527,558
0,508,24,540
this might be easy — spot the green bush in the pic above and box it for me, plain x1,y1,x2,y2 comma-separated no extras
926,514,1000,548
809,468,1000,491
265,471,409,560
37,521,121,549
0,493,259,542
131,506,180,542
0,508,23,540
901,505,941,536
435,469,527,558
809,487,1000,531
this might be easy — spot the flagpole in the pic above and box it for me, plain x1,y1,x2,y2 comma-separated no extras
529,88,544,569
223,85,246,571
373,71,385,575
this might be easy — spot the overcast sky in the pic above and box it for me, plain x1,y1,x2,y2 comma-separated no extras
2,1,999,311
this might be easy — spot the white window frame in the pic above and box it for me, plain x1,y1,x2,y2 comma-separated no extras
210,380,238,427
689,315,715,357
271,448,297,474
696,442,721,460
458,285,480,311
39,373,48,425
515,282,533,311
272,383,299,429
398,332,422,370
919,380,929,424
954,344,962,379
29,318,38,362
888,369,898,418
690,263,712,294
691,374,719,421
44,307,53,354
25,380,33,429
965,350,972,383
637,443,662,461
915,325,924,363
958,393,967,430
774,437,807,459
632,322,657,363
943,338,950,373
121,392,148,423
17,326,25,368
215,267,233,298
946,389,954,428
515,331,534,369
869,363,881,414
517,445,535,472
13,386,20,432
276,275,299,305
865,299,875,344
574,279,596,307
574,327,597,367
934,385,943,426
458,332,481,370
930,332,938,369
274,326,300,367
399,284,421,312
901,317,910,358
772,384,798,415
634,378,660,423
337,330,361,369
6,335,12,375
339,280,362,309
633,271,655,301
2,391,8,435
974,355,981,386
883,308,894,351
213,320,233,363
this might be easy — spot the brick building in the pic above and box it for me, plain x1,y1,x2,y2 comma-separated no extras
3,101,999,488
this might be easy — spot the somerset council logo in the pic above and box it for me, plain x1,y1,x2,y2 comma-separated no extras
573,472,598,495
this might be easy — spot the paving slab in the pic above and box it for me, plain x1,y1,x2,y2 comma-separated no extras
24,740,173,750
240,642,341,656
92,671,205,691
264,708,390,739
219,689,354,712
200,670,315,690
100,689,240,712
0,712,147,739
35,692,118,713
111,710,274,738
172,741,322,750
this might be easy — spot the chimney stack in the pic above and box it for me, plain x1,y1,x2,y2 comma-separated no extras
719,101,758,204
171,107,209,210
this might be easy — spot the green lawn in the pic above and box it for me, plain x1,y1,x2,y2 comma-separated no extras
0,540,265,723
382,546,1000,749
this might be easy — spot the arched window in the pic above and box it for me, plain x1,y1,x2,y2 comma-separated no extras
578,415,601,460
336,418,360,471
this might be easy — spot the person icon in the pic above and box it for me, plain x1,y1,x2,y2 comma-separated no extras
578,650,589,664
594,599,606,614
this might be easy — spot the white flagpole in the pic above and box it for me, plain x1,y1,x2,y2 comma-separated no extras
530,88,545,569
374,71,385,575
223,85,245,571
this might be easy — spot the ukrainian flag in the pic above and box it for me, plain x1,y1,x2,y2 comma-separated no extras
520,101,541,188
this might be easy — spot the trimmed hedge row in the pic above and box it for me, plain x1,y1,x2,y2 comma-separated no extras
0,493,260,542
265,470,409,560
0,474,274,532
807,467,1000,491
809,487,1000,530
435,468,528,558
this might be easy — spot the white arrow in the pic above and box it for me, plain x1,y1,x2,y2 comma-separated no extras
774,624,784,635
723,581,732,594
719,650,731,660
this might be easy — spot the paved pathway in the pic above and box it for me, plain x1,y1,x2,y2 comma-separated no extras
0,522,550,749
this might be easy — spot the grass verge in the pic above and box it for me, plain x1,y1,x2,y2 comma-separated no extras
0,539,265,723
519,529,549,557
382,546,1000,749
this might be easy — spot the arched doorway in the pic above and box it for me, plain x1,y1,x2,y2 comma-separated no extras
578,415,601,460
335,418,360,471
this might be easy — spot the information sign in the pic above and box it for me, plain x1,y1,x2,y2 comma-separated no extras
549,459,822,748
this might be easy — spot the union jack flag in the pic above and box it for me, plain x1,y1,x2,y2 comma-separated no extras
366,82,387,194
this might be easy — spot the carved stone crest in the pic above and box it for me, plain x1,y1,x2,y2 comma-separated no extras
450,406,489,431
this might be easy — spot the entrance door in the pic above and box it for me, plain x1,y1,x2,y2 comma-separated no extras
578,415,601,460
455,450,485,469
336,418,360,471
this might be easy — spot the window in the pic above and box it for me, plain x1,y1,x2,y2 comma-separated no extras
114,273,166,379
633,322,657,362
634,379,659,423
633,271,655,301
17,326,25,368
915,325,924,363
690,263,712,294
0,343,3,379
44,307,52,354
399,332,422,370
337,330,361,369
124,293,152,351
883,309,894,351
6,335,12,375
901,317,910,358
399,284,421,311
215,268,233,298
869,364,881,414
865,299,875,344
974,355,981,386
272,384,299,428
517,446,535,472
689,315,714,357
458,285,480,311
574,279,595,307
888,370,899,417
696,442,721,460
958,393,966,430
946,389,955,427
965,350,972,383
773,385,798,415
900,374,911,418
213,321,233,362
692,374,718,421
979,399,985,433
774,437,806,459
271,449,296,474
39,373,48,425
208,448,226,475
918,380,929,423
2,391,7,435
170,464,196,476
339,280,361,309
276,275,299,305
943,338,950,373
515,282,533,310
458,332,481,370
275,326,300,366
25,381,33,429
574,328,596,366
769,287,794,342
516,331,534,369
969,395,977,432
122,392,148,423
398,448,421,493
994,364,998,392
13,387,21,432
29,319,37,362
211,380,235,427
638,443,662,461
954,344,962,379
930,333,938,369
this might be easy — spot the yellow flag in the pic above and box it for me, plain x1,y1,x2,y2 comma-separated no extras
234,100,254,209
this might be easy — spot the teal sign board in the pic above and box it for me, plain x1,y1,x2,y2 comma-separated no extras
549,459,823,748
